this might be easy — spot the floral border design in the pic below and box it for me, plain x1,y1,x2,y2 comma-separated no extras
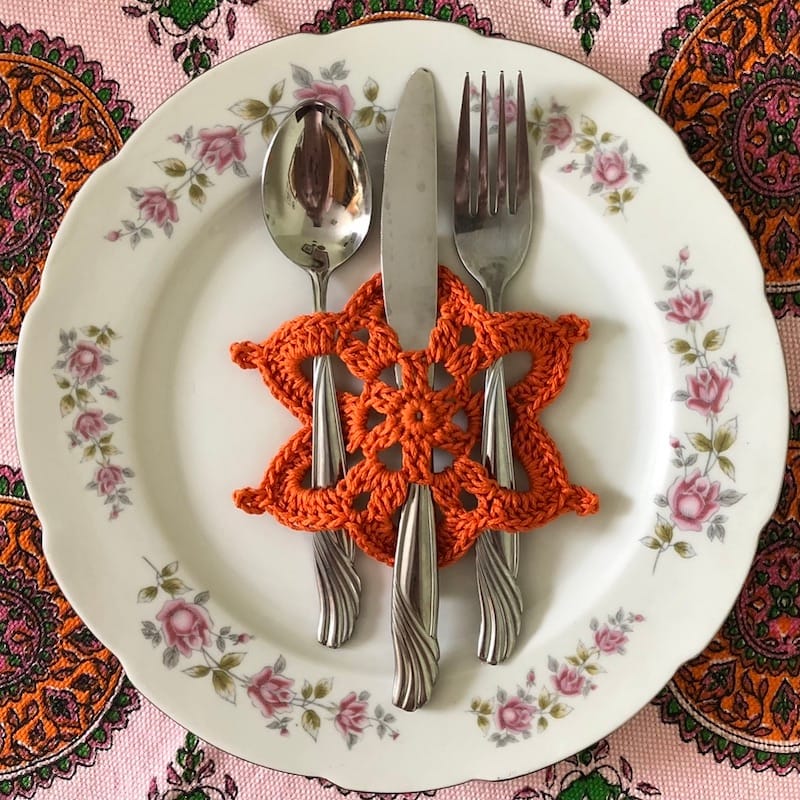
529,99,648,216
469,83,648,216
511,738,662,800
299,0,496,37
469,609,643,745
122,0,262,80
106,60,391,247
54,325,133,519
536,0,631,55
299,0,623,56
138,559,399,748
642,248,744,571
147,732,239,800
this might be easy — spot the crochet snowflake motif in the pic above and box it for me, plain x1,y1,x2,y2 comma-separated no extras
231,266,598,567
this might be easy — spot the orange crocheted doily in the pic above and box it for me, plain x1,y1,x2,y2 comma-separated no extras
231,266,598,567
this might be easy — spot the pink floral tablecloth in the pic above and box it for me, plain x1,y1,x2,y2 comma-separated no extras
1,1,798,797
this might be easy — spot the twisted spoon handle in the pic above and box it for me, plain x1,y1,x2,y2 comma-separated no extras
311,353,360,648
476,356,522,664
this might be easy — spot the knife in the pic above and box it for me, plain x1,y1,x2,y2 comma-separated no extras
380,68,440,712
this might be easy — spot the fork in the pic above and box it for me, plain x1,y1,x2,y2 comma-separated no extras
453,72,533,664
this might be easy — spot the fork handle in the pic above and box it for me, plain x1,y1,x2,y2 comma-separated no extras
476,356,523,664
311,354,361,648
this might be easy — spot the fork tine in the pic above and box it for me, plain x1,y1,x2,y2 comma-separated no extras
496,73,507,211
454,74,472,216
477,72,490,217
513,72,530,214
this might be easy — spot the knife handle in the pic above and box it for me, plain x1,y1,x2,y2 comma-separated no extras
311,353,361,648
391,481,440,711
476,356,522,664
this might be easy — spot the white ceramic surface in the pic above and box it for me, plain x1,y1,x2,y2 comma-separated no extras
15,20,787,792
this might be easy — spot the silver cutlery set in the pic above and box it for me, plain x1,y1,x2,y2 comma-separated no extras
262,68,533,711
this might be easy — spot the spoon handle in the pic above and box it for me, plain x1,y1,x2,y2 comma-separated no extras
475,356,522,664
311,353,360,648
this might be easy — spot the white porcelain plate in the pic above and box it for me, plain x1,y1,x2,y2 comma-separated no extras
15,20,788,793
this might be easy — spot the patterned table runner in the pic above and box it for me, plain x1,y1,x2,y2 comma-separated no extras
0,1,797,797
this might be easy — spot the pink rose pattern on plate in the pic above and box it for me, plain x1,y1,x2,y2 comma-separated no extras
54,325,133,519
529,100,647,215
469,85,647,214
470,609,644,746
138,559,399,747
644,248,744,570
107,60,391,247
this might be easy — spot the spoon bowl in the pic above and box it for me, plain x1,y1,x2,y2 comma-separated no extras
262,100,372,303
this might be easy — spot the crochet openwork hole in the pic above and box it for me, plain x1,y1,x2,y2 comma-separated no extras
231,266,599,567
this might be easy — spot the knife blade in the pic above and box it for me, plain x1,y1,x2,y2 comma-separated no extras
380,68,440,711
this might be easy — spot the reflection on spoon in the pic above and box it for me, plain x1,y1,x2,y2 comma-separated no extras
262,100,373,647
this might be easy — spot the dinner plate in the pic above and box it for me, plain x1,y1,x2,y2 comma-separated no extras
15,20,787,792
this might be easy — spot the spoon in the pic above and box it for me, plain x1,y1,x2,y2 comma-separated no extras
262,100,372,647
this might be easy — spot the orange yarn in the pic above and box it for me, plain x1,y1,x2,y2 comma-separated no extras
231,266,598,567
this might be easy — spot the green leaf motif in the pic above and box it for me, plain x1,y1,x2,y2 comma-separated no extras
184,665,211,678
137,585,158,603
301,680,313,700
559,773,621,800
229,99,269,120
161,577,190,597
655,519,673,544
714,418,737,453
261,115,277,141
60,394,75,417
703,327,727,351
189,183,206,208
314,678,332,699
687,432,713,453
668,338,692,354
220,652,245,670
477,714,490,735
212,669,236,703
550,702,572,719
718,456,735,480
76,387,95,404
354,106,374,128
674,541,696,559
363,77,379,102
580,115,597,137
156,158,187,178
269,80,285,106
640,536,662,550
301,709,321,741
